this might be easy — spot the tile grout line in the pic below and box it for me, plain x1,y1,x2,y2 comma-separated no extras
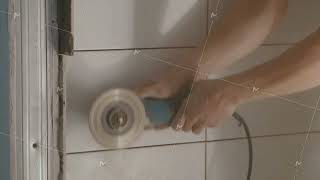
204,1,211,178
74,46,197,52
65,130,320,155
137,50,319,111
176,3,219,130
5,125,310,156
206,130,320,143
129,41,319,112
140,53,196,72
38,0,320,113
206,0,209,35
8,3,320,180
140,53,320,111
205,128,208,180
262,43,296,46
293,95,320,180
7,3,319,180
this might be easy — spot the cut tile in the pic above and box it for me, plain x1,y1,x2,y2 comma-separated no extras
73,0,207,50
295,133,320,180
65,143,205,180
207,134,306,180
64,50,204,153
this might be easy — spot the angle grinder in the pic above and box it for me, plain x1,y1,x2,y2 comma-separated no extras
89,88,253,179
89,88,188,149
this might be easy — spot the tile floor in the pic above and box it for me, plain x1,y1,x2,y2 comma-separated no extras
62,0,320,180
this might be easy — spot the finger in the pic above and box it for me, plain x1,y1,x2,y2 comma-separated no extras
135,82,165,98
192,117,207,134
195,71,208,81
193,126,205,135
182,108,199,132
171,103,186,131
207,117,219,128
152,124,170,130
174,115,186,131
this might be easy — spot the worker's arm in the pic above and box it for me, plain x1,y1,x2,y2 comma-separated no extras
137,0,288,99
198,0,288,72
174,28,320,134
226,28,320,102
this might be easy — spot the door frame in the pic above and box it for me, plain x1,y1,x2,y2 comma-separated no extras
9,0,60,180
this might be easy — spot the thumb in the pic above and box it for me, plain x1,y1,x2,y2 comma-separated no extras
171,101,187,130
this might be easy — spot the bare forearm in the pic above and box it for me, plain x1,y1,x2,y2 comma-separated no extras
198,0,287,72
227,28,320,103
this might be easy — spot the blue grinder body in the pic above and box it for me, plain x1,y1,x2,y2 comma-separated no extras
142,99,176,126
141,88,189,127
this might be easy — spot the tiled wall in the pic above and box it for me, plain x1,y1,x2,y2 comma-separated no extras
63,0,320,180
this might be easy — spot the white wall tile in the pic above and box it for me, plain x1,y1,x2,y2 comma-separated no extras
207,134,306,180
311,110,320,132
64,50,204,153
207,96,316,141
207,46,320,141
73,0,207,50
208,0,320,44
209,45,320,107
65,143,205,180
208,0,233,31
295,134,320,180
265,0,320,44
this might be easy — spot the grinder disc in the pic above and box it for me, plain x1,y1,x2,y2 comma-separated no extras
89,89,147,148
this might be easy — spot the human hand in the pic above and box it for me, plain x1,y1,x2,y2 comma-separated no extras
136,69,194,99
171,79,248,134
135,68,194,129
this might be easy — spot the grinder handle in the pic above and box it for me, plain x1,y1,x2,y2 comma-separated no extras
142,98,175,127
142,87,190,127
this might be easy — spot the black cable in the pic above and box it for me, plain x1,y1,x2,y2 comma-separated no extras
232,112,253,180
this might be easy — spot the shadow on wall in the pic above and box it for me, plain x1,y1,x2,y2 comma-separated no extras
132,0,206,50
0,0,11,180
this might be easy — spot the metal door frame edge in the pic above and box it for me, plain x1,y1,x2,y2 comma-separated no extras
9,0,59,179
